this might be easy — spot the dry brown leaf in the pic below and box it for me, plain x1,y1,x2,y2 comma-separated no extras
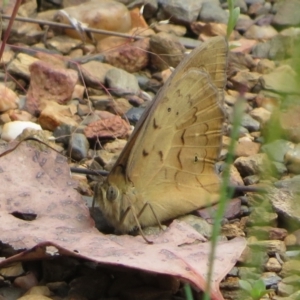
0,140,246,300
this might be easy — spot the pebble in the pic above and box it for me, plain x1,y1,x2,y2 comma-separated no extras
159,0,202,23
26,60,78,114
198,2,229,24
260,65,299,94
79,61,114,87
105,68,140,97
7,53,39,80
0,84,19,112
1,121,42,142
68,133,89,161
149,32,185,70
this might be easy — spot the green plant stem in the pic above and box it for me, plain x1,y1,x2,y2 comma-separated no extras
203,99,244,300
184,283,194,300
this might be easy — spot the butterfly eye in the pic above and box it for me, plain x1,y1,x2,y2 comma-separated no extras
106,185,119,202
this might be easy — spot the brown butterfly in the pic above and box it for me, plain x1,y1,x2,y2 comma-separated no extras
94,36,228,240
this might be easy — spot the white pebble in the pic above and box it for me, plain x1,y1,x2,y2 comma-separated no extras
1,121,42,142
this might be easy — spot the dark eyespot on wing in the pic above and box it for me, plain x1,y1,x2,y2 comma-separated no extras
153,118,160,129
143,149,149,157
158,150,163,162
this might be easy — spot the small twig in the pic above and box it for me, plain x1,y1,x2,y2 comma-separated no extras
1,14,144,41
0,1,23,60
70,167,108,176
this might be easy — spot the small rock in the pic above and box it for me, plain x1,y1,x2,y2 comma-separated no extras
26,61,78,115
197,198,242,221
68,133,90,161
230,164,244,186
236,16,254,34
285,143,300,174
249,107,271,125
23,286,51,297
261,139,294,163
1,121,42,142
0,84,19,112
105,68,140,97
55,1,131,41
241,114,260,132
53,124,76,146
38,101,78,131
235,139,261,157
284,229,300,246
126,106,146,124
244,25,278,40
268,188,300,231
280,260,300,278
177,215,212,238
159,0,202,24
95,149,120,171
14,272,39,290
153,23,187,36
7,53,39,80
272,0,300,27
222,223,245,238
35,51,67,69
265,257,282,273
103,138,127,153
279,105,300,143
149,32,185,70
261,272,282,287
230,71,261,92
18,295,52,300
84,115,130,139
248,240,286,256
278,282,298,297
256,58,276,74
79,61,114,88
102,38,150,73
198,2,228,24
46,35,83,54
260,65,299,94
0,262,23,277
107,98,132,116
234,153,271,177
8,109,34,122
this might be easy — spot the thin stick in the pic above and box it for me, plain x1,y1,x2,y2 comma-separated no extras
1,14,144,41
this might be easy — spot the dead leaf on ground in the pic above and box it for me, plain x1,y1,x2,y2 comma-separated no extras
0,140,247,300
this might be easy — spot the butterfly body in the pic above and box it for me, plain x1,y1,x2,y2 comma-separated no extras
95,36,228,233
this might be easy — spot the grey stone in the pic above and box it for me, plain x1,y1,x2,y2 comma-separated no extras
261,139,294,163
68,133,90,161
149,32,185,70
274,175,300,194
272,0,300,27
261,272,282,286
126,106,146,125
198,2,228,24
267,188,300,231
53,124,76,146
158,0,203,24
241,114,260,132
260,65,299,94
105,68,140,97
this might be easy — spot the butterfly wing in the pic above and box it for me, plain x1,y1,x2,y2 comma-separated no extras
99,36,228,232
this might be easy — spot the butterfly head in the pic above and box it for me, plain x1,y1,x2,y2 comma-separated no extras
94,178,136,233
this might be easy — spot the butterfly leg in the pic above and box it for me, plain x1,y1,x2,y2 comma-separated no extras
120,205,153,244
137,202,164,231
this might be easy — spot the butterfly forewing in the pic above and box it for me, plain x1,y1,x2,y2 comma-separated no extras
97,36,228,232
